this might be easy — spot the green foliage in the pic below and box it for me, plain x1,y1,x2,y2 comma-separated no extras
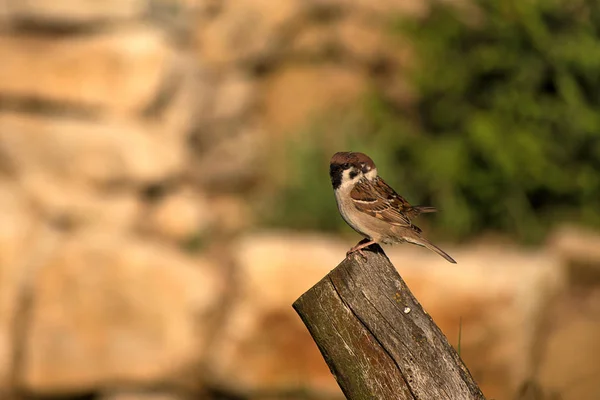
261,121,345,232
383,0,600,241
260,111,449,237
260,114,366,234
264,0,600,243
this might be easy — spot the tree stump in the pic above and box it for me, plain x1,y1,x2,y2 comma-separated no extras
293,243,485,400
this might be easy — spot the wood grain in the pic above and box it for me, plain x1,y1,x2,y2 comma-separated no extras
293,244,486,400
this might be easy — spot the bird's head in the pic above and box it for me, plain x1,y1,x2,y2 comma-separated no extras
329,152,377,190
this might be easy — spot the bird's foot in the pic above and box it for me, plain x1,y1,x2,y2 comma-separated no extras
346,239,376,261
346,248,367,261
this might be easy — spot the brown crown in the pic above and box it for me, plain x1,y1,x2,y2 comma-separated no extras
330,152,376,169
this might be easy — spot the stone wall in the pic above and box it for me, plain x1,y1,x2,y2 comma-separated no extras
0,2,222,399
1,1,600,400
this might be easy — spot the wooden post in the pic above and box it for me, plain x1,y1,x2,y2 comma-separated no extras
292,243,486,400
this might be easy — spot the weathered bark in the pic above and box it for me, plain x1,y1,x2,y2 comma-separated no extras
293,243,485,400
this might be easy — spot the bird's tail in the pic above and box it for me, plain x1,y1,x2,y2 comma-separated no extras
406,206,437,219
405,236,456,264
412,206,437,214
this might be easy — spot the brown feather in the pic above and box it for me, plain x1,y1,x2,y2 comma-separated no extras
403,235,456,263
350,177,412,226
405,206,437,219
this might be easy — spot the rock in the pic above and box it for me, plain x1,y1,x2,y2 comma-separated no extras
5,0,145,26
305,0,426,17
159,54,206,143
0,183,39,391
21,175,142,232
208,232,563,400
0,111,183,186
0,27,173,116
260,65,365,134
288,23,339,59
190,126,264,191
20,230,224,393
212,73,256,121
102,390,187,400
548,225,600,285
0,0,9,24
536,289,600,400
208,195,253,234
336,15,389,62
385,244,564,400
205,233,348,397
363,0,428,15
197,0,302,66
143,188,214,242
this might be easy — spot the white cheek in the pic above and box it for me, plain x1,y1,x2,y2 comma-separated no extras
339,169,363,190
364,168,377,180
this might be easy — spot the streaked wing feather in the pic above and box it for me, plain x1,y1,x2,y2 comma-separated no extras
373,178,412,209
350,178,412,226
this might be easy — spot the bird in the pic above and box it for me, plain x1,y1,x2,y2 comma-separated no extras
329,151,456,263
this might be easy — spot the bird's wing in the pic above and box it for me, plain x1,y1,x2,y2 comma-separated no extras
350,177,413,226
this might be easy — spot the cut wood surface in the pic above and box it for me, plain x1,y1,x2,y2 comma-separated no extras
293,243,486,400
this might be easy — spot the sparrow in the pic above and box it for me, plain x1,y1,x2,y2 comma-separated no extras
329,151,456,263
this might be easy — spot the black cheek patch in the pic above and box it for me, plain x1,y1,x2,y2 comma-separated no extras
349,170,358,179
330,165,342,189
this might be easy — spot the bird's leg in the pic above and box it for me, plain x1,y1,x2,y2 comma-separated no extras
346,239,377,259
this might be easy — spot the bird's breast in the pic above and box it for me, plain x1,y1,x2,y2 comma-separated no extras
334,188,388,240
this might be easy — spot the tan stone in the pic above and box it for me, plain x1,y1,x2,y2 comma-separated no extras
0,27,173,116
0,182,38,390
358,0,428,15
336,16,390,62
389,244,564,400
6,0,145,25
102,391,186,400
213,73,256,120
537,289,600,400
206,233,347,396
197,0,302,66
191,126,264,190
0,0,9,24
21,230,224,392
144,188,214,242
260,65,365,134
0,112,183,185
21,175,142,232
209,232,563,400
209,195,253,234
305,0,426,17
548,226,600,283
160,55,206,142
289,24,338,59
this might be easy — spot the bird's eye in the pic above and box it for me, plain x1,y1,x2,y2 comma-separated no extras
342,163,349,169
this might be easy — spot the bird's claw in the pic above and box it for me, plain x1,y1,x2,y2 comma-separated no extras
346,248,368,261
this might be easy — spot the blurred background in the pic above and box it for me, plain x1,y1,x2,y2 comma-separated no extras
0,0,599,399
